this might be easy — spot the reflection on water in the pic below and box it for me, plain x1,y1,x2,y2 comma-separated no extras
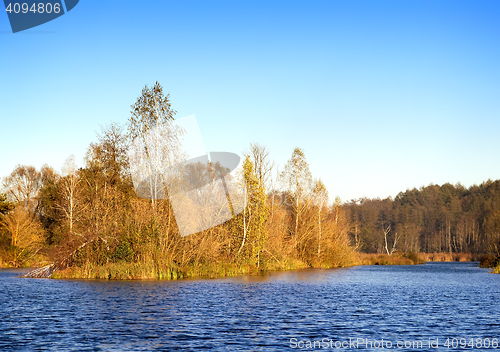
0,262,499,351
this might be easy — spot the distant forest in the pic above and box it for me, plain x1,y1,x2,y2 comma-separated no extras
344,181,500,255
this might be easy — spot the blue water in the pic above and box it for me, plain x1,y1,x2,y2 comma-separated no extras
1,262,499,351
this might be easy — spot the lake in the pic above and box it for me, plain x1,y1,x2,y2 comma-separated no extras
1,262,499,351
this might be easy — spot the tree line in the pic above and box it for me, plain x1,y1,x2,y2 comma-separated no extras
344,181,500,256
0,82,355,276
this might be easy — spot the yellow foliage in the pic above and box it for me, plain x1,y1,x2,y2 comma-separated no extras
0,206,44,266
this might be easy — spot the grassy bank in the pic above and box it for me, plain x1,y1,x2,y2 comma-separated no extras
50,253,410,280
356,252,484,266
49,251,363,280
46,251,494,280
355,252,426,265
422,252,481,262
51,253,488,280
51,258,314,280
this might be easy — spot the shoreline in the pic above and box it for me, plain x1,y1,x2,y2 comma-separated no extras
16,252,495,280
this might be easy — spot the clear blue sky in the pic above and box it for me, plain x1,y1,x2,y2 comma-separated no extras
1,0,500,203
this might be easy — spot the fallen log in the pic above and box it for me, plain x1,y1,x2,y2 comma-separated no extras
22,264,55,278
21,236,111,279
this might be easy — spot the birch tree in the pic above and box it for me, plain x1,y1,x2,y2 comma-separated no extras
237,156,268,266
58,155,81,234
383,224,399,255
127,82,183,210
280,148,312,247
312,179,328,256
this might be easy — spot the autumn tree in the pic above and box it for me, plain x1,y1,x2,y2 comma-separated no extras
248,143,275,189
127,82,183,210
280,148,312,247
89,123,130,187
37,165,63,245
80,124,132,240
312,179,328,256
236,155,269,266
0,206,43,266
2,165,43,217
58,155,82,234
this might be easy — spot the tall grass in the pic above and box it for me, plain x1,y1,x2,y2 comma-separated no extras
52,259,312,280
50,246,360,280
422,252,480,262
356,252,483,266
356,252,426,265
51,250,490,280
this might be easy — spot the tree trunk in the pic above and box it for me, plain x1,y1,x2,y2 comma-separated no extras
318,207,321,256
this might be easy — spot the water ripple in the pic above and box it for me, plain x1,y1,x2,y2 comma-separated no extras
0,262,499,351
